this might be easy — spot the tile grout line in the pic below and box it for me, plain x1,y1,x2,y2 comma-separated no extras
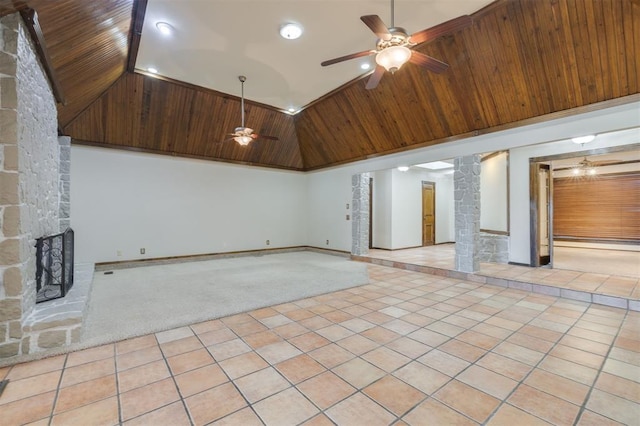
113,342,124,426
344,273,527,424
46,352,68,425
155,333,196,426
481,296,595,425
404,274,618,424
417,282,555,425
571,308,630,426
272,296,398,424
192,320,266,425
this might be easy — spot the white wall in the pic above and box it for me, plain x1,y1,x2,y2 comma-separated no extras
71,146,308,263
391,169,422,248
304,167,352,251
438,174,456,243
371,170,392,249
480,152,508,232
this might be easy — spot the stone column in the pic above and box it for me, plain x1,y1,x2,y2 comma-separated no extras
0,13,23,358
454,155,481,273
351,173,370,255
0,13,59,359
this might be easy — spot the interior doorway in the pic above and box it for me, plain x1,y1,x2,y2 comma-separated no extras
422,181,435,246
530,144,640,271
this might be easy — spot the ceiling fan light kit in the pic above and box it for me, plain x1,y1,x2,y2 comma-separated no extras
376,45,412,72
233,129,254,146
226,76,279,146
572,165,597,176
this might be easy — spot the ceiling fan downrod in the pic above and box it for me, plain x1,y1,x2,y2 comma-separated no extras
239,75,246,128
390,0,395,28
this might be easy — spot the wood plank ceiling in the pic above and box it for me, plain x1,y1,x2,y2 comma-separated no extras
0,0,133,128
2,0,638,171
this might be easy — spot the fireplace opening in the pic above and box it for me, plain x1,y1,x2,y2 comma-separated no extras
35,228,74,303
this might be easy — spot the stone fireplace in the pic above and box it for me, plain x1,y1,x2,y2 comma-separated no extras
0,12,71,359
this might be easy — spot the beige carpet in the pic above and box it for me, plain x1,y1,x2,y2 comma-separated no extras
81,251,369,346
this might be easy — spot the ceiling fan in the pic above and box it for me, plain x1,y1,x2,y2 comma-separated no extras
225,76,278,146
568,156,621,176
321,0,473,89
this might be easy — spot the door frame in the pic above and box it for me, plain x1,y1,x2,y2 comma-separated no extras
422,181,436,246
368,177,373,249
529,163,552,266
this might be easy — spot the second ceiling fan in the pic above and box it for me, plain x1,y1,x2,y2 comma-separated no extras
321,0,473,89
225,76,278,146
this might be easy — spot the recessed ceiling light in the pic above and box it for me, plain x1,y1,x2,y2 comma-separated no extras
360,63,371,70
288,107,296,113
147,67,158,73
571,135,596,144
397,166,409,172
156,22,174,35
280,23,303,40
415,161,453,170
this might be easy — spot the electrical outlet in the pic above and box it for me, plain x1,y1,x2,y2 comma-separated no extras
326,240,329,245
140,248,145,254
346,214,350,220
346,203,350,210
117,250,122,256
266,240,270,245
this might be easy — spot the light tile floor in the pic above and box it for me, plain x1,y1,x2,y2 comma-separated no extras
1,264,639,425
366,245,640,299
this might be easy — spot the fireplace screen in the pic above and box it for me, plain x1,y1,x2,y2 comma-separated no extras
35,228,74,303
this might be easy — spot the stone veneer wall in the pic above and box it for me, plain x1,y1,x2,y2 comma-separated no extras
479,232,509,263
351,173,370,256
0,13,59,358
454,155,481,273
59,136,71,231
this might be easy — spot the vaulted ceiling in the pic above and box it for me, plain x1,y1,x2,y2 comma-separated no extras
1,0,638,171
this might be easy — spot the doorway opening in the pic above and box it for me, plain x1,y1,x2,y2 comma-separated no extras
530,144,640,273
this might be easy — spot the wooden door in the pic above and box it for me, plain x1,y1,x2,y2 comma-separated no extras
422,182,436,246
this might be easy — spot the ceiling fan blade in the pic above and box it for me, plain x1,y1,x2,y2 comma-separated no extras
408,15,472,45
591,159,622,166
252,134,279,141
365,66,385,90
409,51,449,73
213,137,234,144
321,50,375,67
360,15,392,41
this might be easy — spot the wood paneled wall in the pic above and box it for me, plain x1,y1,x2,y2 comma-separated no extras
553,173,640,242
3,0,639,170
64,73,304,170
